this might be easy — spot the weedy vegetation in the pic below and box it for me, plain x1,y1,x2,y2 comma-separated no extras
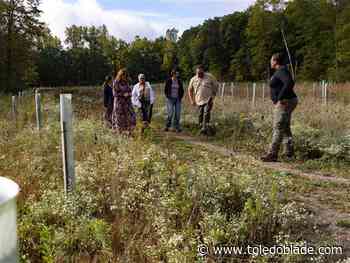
0,83,349,262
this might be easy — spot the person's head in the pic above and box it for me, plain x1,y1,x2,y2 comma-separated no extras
105,75,112,85
271,53,283,69
196,65,205,78
116,68,128,82
170,69,178,79
138,73,146,84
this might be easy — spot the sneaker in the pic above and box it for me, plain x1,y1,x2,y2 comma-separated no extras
261,153,278,162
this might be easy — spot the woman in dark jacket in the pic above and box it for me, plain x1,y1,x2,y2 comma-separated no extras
103,75,113,128
164,69,184,132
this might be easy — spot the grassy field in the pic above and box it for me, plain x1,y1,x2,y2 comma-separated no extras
0,83,349,262
176,82,350,179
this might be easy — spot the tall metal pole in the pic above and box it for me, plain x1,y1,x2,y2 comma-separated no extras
281,28,295,81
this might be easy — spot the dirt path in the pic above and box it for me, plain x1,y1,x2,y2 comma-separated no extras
165,132,350,256
169,133,350,185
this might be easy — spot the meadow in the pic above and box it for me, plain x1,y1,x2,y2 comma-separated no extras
0,82,349,263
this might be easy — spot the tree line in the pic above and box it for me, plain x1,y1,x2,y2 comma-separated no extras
0,0,349,94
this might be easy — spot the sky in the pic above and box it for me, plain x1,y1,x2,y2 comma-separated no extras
40,0,256,42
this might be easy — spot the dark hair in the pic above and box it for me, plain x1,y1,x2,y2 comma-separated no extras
170,69,177,76
196,64,204,70
271,53,284,65
103,75,112,87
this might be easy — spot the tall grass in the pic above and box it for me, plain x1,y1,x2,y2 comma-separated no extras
0,83,349,262
152,82,350,177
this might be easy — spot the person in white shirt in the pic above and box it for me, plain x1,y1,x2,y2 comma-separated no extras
132,74,155,130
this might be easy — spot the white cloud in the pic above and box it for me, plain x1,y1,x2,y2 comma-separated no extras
159,0,254,12
40,0,182,42
40,0,252,42
160,0,248,2
159,0,254,7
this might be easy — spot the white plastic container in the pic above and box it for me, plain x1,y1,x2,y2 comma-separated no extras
0,177,19,263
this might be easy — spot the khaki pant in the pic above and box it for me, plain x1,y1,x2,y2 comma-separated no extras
198,98,213,130
269,98,298,156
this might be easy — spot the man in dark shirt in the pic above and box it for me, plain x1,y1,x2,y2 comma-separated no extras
261,53,298,162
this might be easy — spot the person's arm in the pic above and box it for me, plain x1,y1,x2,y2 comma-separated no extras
148,83,155,105
125,85,132,97
131,84,141,108
179,80,184,100
103,85,108,107
276,70,294,103
211,76,219,98
188,78,195,105
164,79,169,98
269,76,278,104
112,81,125,98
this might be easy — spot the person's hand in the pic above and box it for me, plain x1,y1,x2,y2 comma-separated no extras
124,92,130,97
276,100,287,108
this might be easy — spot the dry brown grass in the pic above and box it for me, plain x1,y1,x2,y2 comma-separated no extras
1,83,350,262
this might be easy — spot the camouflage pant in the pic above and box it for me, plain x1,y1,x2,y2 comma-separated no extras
269,98,298,156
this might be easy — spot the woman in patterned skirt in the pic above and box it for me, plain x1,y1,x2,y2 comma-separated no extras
112,69,136,134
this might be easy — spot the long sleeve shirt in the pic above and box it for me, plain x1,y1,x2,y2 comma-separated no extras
132,82,155,108
103,83,113,108
269,66,297,104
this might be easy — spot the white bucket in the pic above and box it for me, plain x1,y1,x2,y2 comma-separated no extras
0,177,20,263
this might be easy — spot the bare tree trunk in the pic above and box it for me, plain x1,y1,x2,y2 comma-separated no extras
6,0,15,94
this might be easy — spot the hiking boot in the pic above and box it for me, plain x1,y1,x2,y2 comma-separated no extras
261,153,278,162
283,138,294,158
164,127,169,132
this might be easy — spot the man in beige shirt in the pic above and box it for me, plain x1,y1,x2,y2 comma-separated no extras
188,65,219,134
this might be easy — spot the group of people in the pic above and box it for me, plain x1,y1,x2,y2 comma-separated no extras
103,65,219,135
103,69,156,134
103,53,298,162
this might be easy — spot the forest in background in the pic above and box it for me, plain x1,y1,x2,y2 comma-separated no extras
0,0,349,93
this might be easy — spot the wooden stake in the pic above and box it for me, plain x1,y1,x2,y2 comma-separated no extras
324,81,328,105
252,82,256,106
231,83,234,98
11,96,16,119
35,91,42,130
221,83,226,101
262,83,265,102
246,83,249,100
